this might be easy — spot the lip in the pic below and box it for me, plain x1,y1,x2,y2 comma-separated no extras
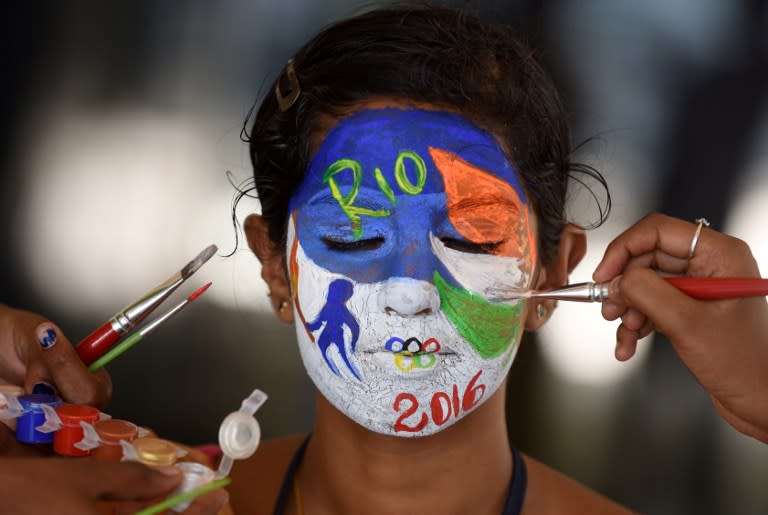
362,350,457,356
378,336,454,355
363,348,460,377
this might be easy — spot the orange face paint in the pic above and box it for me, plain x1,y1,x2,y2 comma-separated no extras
289,215,313,341
429,147,535,265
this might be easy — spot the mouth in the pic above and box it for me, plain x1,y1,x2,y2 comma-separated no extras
357,337,458,375
362,336,456,356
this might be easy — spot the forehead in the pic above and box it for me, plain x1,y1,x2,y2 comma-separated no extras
289,108,527,208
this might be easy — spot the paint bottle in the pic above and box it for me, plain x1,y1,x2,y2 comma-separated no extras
15,394,61,444
89,419,139,462
0,385,24,430
169,462,217,512
52,404,101,457
128,436,182,467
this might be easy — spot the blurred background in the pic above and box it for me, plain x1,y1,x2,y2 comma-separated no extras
2,1,767,513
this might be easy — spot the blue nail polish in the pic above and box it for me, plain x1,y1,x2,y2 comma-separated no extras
32,382,57,396
39,328,57,350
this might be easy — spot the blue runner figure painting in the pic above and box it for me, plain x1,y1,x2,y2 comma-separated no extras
305,278,363,380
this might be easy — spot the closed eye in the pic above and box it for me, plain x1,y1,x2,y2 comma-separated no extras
441,237,502,254
322,236,385,251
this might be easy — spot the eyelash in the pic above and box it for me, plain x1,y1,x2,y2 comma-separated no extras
441,238,501,254
320,236,501,254
322,237,385,251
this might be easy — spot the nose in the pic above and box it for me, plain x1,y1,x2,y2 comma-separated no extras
380,277,440,317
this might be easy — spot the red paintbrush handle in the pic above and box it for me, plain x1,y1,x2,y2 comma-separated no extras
664,277,768,300
75,321,121,365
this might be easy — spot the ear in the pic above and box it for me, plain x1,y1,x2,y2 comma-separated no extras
525,223,586,330
244,213,294,323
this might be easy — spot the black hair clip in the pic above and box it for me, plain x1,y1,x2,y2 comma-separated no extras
275,59,301,112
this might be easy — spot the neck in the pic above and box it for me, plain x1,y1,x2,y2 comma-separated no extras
298,383,512,515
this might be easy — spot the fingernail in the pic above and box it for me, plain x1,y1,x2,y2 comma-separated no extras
32,382,57,395
38,327,57,350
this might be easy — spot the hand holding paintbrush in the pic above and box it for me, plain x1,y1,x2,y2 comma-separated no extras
587,214,768,443
0,244,217,437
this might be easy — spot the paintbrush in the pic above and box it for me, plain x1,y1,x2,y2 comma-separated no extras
88,282,212,371
76,244,217,365
486,277,768,303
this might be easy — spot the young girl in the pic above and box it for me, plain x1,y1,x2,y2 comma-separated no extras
223,6,768,514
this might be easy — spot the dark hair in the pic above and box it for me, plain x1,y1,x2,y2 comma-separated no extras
239,5,609,264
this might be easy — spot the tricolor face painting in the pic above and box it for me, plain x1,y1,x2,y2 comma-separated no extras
287,108,536,437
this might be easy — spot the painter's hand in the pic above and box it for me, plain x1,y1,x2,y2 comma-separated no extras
0,304,111,407
593,213,768,443
0,457,186,515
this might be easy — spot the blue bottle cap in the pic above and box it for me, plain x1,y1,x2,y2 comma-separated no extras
18,393,61,410
16,394,61,444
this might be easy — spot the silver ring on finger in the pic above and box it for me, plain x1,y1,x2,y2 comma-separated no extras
687,217,710,259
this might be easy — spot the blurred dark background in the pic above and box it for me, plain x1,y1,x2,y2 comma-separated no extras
2,2,767,514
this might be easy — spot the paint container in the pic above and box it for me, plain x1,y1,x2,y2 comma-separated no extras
52,404,100,457
15,394,61,444
169,462,216,512
0,385,24,430
89,419,139,462
130,437,180,467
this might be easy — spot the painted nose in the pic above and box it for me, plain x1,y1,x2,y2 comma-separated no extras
380,277,440,316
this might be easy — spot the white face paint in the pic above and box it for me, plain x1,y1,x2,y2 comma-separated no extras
429,233,529,298
286,108,535,437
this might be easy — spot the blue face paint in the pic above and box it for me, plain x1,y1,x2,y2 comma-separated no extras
290,108,528,285
305,278,362,380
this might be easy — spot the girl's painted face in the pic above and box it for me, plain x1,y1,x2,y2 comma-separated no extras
287,108,536,437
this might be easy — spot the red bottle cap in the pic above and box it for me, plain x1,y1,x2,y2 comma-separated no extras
53,404,100,457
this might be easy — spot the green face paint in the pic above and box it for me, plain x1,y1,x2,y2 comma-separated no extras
433,270,524,359
394,150,427,194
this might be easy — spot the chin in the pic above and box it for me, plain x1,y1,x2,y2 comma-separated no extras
296,325,519,438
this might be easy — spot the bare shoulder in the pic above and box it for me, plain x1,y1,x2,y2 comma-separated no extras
521,453,636,515
228,433,308,515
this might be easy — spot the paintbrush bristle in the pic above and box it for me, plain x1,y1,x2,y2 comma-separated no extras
188,281,213,302
181,244,218,279
485,287,532,301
